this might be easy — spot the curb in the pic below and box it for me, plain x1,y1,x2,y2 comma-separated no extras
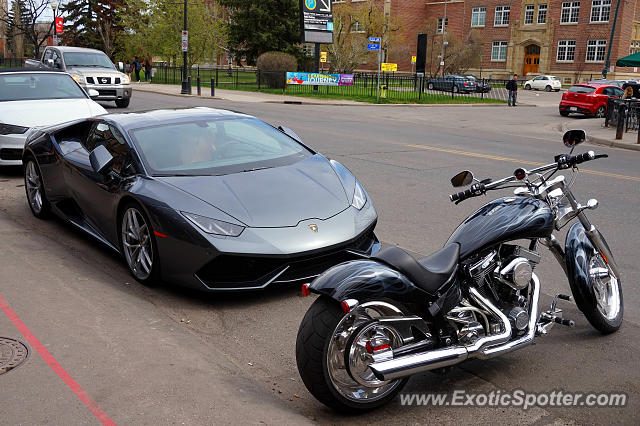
561,121,640,152
131,86,521,107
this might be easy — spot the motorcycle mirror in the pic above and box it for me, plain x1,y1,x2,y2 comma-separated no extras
451,170,474,187
562,129,586,147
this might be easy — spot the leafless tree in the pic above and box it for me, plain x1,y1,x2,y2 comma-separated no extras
1,0,55,58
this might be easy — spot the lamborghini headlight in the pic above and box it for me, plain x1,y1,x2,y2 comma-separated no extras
0,123,29,135
351,181,367,210
181,212,245,236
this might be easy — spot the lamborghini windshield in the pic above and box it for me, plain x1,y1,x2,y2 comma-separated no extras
129,117,312,176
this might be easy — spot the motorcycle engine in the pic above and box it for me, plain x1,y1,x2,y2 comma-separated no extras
461,244,540,337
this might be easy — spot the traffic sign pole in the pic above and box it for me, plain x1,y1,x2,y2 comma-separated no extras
376,47,381,103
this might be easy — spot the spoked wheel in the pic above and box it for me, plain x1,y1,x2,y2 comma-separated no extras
120,204,160,285
583,252,623,333
296,296,409,413
24,159,50,218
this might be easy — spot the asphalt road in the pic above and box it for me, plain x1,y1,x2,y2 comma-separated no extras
1,90,638,425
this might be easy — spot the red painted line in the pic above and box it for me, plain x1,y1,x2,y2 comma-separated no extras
153,230,168,238
0,294,116,426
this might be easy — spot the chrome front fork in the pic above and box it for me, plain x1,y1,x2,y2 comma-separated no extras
542,189,620,280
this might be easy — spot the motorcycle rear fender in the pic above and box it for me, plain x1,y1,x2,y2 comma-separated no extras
309,259,430,306
565,222,611,313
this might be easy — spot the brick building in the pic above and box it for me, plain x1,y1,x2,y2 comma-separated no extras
338,0,640,82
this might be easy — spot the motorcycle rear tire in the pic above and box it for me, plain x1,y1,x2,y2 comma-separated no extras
295,296,409,413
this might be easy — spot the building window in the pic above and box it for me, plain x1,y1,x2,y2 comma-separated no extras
437,17,448,34
590,0,610,22
350,20,364,33
537,4,547,24
494,6,510,26
557,40,576,62
561,2,580,24
524,5,534,24
491,41,508,61
471,7,486,27
586,39,606,62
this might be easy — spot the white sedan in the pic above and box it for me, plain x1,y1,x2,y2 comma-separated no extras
0,69,107,166
524,75,562,92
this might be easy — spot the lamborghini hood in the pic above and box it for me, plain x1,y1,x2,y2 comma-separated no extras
157,155,351,227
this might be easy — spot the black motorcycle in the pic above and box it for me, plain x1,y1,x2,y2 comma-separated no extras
295,130,623,412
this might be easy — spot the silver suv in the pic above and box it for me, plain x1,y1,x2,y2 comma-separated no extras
26,46,132,108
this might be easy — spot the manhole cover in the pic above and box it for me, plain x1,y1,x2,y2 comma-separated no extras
0,337,29,375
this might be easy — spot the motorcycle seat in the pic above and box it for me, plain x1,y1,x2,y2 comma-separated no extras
372,243,460,295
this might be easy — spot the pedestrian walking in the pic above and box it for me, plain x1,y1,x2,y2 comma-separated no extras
144,59,152,82
133,57,141,82
506,74,518,106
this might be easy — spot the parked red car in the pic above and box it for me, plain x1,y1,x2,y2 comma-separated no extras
559,83,624,117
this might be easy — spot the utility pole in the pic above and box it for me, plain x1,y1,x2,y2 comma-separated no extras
180,0,189,94
603,0,622,79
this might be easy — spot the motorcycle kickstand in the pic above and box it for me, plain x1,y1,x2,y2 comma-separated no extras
536,293,575,335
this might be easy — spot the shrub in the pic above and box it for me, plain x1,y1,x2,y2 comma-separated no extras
256,51,298,88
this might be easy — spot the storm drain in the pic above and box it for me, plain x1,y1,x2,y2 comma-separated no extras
0,337,29,375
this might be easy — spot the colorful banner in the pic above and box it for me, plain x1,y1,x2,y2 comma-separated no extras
286,72,354,86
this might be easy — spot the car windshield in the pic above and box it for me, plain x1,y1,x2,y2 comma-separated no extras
129,117,313,176
63,52,115,69
0,73,87,101
568,86,596,94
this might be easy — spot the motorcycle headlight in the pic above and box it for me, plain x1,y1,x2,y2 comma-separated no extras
71,73,85,84
351,181,367,210
0,123,29,135
181,212,245,237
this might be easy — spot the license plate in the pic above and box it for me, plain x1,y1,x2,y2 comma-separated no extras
570,107,577,111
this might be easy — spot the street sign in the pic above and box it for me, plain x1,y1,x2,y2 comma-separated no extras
367,43,380,51
368,37,381,42
300,0,333,44
52,34,58,46
181,30,188,52
55,17,63,34
411,55,416,63
320,51,327,63
381,63,397,72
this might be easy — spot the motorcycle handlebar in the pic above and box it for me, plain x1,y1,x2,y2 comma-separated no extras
449,151,607,203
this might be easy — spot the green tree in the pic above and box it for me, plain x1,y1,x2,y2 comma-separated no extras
118,0,228,67
217,0,300,65
60,0,125,58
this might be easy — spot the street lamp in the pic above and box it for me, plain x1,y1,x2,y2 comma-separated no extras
50,0,58,46
180,0,189,94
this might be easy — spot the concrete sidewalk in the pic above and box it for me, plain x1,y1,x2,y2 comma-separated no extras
562,118,640,151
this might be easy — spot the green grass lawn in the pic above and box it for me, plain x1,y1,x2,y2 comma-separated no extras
151,71,505,104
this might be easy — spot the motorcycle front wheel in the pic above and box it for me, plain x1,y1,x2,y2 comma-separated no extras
582,251,623,334
295,296,409,413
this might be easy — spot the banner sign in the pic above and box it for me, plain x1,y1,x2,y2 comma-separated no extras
299,0,333,44
381,63,397,72
55,17,63,34
286,72,354,86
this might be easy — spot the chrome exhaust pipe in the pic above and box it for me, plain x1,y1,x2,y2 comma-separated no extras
477,273,540,359
369,285,512,381
369,274,541,381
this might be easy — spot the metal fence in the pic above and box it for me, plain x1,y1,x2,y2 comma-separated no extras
150,66,515,102
605,98,640,132
0,57,26,68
